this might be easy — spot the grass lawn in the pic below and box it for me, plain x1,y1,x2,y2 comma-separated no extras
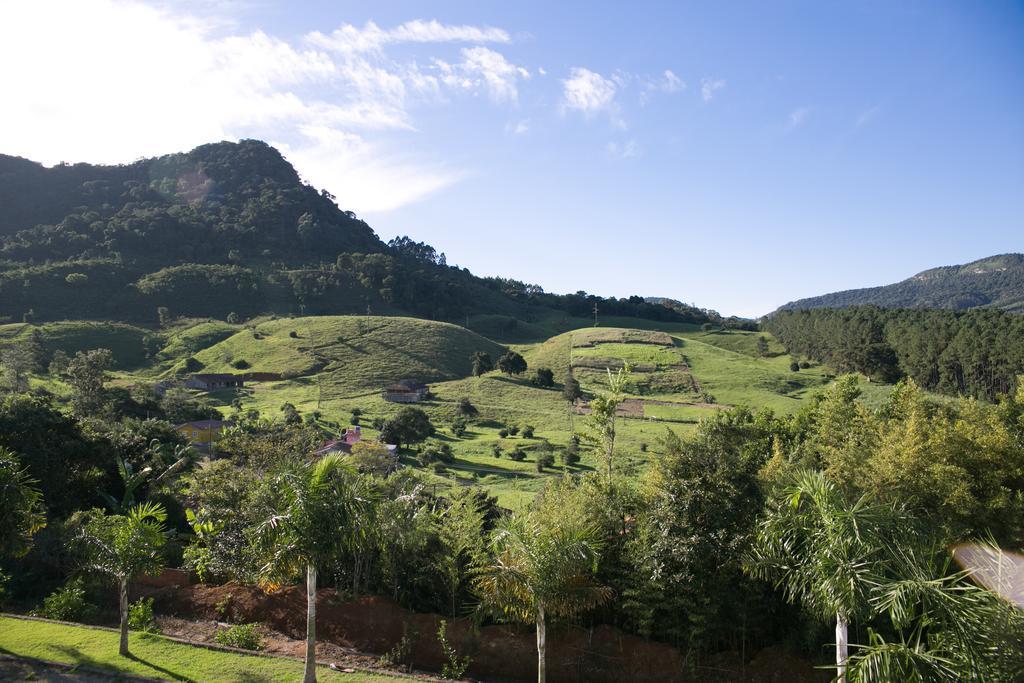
0,616,399,682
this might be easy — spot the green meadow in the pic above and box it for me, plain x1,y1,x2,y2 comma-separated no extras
6,315,844,507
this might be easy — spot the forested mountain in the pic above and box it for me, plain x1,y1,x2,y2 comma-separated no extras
776,254,1024,313
0,140,721,331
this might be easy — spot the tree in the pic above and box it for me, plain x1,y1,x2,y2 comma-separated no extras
562,370,582,403
497,350,528,376
757,336,770,357
790,361,800,372
78,502,169,656
0,448,46,558
254,456,371,683
531,368,555,388
0,342,35,393
434,488,486,617
65,349,113,417
585,367,629,481
474,491,611,683
471,352,494,377
380,407,435,450
747,470,901,682
456,397,478,418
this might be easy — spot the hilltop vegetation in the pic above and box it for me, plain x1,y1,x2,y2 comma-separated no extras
777,253,1024,313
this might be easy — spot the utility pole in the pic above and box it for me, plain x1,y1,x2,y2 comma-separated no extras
592,302,599,327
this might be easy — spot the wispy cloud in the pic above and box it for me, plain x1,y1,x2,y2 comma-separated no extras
640,69,685,105
700,77,726,103
786,107,810,131
855,105,881,128
606,139,639,159
0,1,526,213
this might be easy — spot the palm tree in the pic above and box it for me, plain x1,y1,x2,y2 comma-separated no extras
474,509,611,683
254,455,371,683
0,448,46,559
78,502,169,656
746,469,900,683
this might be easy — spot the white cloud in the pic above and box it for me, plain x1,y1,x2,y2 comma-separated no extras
787,107,810,130
661,70,685,93
444,46,532,102
0,1,524,213
562,67,618,117
700,77,726,103
306,19,510,54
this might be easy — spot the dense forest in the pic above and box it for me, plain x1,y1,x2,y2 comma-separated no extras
765,305,1024,399
776,253,1024,313
0,141,744,332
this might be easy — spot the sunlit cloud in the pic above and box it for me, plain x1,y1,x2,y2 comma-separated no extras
701,77,726,103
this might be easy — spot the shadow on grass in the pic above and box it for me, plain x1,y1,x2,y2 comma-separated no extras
124,651,199,683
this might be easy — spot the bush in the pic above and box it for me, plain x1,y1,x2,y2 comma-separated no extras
521,425,535,439
531,368,555,388
451,416,467,438
509,448,526,462
561,443,581,467
800,361,811,369
640,442,648,452
536,452,555,471
498,429,509,438
491,444,503,458
231,359,250,370
215,623,263,651
456,397,478,417
128,597,160,633
289,331,299,338
507,425,520,437
34,578,95,622
789,361,800,372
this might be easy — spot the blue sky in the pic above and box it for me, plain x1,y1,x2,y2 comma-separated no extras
1,1,1021,316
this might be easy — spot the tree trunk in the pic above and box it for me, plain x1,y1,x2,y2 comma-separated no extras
304,563,317,683
536,605,546,683
118,578,129,656
836,612,848,683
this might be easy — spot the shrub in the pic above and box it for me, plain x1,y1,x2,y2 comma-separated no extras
456,397,478,417
215,592,234,621
184,357,203,372
491,444,503,458
226,312,240,324
128,597,160,633
438,620,471,680
451,416,467,438
215,623,263,651
34,578,95,622
789,361,800,372
509,448,526,462
498,429,509,439
531,368,555,388
640,442,648,452
521,425,535,439
289,330,299,338
800,361,811,369
561,443,581,467
231,359,250,370
507,425,520,437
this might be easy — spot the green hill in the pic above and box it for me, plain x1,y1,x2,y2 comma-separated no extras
185,316,506,397
777,253,1024,313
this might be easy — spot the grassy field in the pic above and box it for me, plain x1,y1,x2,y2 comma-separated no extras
4,315,846,508
0,616,398,682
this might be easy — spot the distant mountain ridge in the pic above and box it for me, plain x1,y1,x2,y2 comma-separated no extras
776,254,1024,314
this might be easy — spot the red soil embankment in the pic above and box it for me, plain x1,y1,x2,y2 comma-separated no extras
149,582,825,683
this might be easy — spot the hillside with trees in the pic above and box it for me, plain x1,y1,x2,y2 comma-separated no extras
776,253,1024,313
0,140,728,332
765,305,1024,399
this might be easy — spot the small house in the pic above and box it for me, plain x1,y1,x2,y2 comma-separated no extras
174,419,231,446
382,379,429,403
184,373,245,391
